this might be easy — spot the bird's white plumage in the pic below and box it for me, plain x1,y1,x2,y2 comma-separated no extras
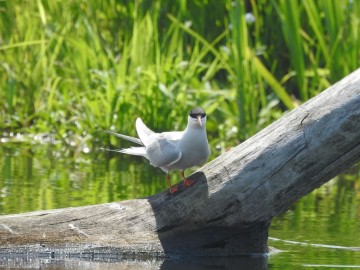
102,108,211,175
135,118,155,147
101,130,143,145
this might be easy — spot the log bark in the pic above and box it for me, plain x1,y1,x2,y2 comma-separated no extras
0,69,359,258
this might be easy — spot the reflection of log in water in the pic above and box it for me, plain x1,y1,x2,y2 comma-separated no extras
0,254,268,270
0,69,359,259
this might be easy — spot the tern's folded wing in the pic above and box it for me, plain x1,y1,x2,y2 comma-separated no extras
146,136,182,168
161,131,183,143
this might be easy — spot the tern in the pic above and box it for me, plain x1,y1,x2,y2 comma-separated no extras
102,108,211,193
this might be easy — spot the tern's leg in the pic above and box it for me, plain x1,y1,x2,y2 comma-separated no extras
181,171,194,187
166,174,178,193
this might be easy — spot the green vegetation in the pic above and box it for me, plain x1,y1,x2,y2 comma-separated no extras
1,4,359,267
1,0,359,152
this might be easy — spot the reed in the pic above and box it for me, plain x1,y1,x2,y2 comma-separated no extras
0,0,359,151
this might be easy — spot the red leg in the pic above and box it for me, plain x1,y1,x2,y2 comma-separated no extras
166,174,178,193
181,171,194,187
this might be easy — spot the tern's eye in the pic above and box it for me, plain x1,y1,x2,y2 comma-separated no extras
190,113,206,119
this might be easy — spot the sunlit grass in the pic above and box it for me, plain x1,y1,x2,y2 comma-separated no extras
0,0,359,152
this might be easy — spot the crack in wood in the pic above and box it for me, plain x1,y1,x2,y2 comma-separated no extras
299,106,310,149
222,165,231,182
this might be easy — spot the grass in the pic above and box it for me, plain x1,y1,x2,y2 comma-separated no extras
0,0,359,153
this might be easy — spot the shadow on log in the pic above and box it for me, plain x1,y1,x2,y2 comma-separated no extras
0,69,359,259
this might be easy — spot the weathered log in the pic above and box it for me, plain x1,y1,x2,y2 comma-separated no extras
0,69,359,259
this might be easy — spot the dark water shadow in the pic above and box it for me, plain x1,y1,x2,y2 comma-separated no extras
160,255,268,270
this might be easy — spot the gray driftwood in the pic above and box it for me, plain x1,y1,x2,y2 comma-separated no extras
0,69,359,258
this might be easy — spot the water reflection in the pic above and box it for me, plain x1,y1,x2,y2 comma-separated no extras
0,144,169,214
0,255,268,270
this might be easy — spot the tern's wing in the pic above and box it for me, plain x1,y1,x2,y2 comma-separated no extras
135,118,156,147
161,131,183,143
101,130,143,145
146,136,182,168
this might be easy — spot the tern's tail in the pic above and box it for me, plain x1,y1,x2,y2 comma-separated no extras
101,130,143,145
100,147,147,157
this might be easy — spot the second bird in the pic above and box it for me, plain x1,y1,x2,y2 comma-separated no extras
102,107,211,193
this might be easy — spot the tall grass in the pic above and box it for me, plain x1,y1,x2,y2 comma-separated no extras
0,0,359,152
272,0,307,100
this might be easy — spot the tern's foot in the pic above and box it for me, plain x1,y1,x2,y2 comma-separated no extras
169,184,179,194
183,178,194,187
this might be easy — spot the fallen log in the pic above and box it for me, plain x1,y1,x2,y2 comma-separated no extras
0,69,359,258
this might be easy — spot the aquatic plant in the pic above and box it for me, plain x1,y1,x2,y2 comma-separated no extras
0,0,359,153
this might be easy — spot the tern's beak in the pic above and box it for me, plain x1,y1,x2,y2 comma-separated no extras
197,115,202,127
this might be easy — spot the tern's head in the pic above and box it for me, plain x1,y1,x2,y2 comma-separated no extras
188,107,207,128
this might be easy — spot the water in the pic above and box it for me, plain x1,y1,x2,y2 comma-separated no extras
0,143,359,269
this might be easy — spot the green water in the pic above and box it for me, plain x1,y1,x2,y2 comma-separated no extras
0,143,359,269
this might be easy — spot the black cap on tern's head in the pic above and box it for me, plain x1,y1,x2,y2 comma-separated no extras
188,107,207,128
189,107,206,119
